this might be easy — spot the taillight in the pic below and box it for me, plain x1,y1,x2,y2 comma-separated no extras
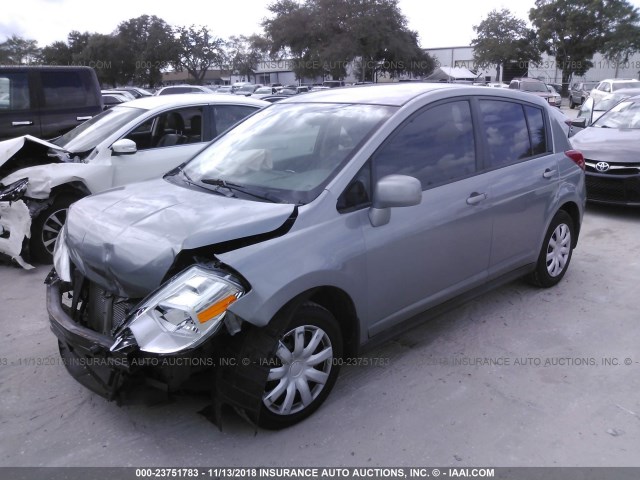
565,150,585,170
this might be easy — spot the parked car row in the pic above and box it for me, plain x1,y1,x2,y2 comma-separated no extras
587,78,640,104
35,84,586,429
569,79,640,109
12,79,640,430
101,89,136,109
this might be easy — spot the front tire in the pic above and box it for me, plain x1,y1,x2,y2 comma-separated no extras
528,210,575,288
258,302,343,429
30,195,80,264
569,97,576,109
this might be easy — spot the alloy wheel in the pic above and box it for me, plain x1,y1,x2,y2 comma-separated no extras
41,208,67,254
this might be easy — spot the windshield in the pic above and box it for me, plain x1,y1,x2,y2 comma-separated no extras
52,106,145,153
521,82,548,93
237,85,256,93
182,102,395,204
595,93,628,112
593,100,640,129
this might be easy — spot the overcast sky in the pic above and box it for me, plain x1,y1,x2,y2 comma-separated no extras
2,0,640,50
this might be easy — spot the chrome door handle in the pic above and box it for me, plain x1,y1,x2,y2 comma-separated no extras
466,192,487,205
543,168,555,179
12,121,33,126
76,116,92,121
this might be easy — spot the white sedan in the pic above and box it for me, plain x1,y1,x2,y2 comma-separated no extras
0,94,268,265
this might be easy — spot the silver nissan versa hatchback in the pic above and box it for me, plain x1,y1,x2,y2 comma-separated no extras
48,83,586,429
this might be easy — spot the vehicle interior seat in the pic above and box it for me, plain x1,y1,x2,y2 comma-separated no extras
187,115,202,143
156,112,187,147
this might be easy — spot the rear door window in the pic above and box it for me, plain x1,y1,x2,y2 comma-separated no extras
524,106,547,156
213,105,259,135
478,100,548,168
41,71,89,109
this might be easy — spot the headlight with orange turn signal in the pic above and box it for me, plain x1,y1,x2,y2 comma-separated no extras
112,265,245,354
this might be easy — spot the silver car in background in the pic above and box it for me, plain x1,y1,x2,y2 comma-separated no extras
48,84,586,429
571,93,640,205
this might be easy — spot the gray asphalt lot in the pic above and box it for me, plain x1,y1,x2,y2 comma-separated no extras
1,104,639,468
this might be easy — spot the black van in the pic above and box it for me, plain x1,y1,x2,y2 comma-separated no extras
0,66,102,141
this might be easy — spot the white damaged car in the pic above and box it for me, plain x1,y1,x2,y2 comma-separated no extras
0,94,267,265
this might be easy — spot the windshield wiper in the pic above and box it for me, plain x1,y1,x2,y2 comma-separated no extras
167,167,214,193
200,178,281,203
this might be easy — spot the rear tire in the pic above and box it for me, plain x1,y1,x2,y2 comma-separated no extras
569,98,575,109
30,195,80,264
528,211,575,288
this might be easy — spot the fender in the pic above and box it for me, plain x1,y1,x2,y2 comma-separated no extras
2,163,113,199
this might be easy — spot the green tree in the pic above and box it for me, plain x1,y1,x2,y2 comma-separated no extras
40,31,94,66
74,34,131,87
0,34,40,64
116,15,177,87
224,35,266,81
349,0,434,81
263,0,433,81
40,41,72,65
530,0,640,90
601,21,640,77
67,31,92,56
173,25,225,84
472,9,541,81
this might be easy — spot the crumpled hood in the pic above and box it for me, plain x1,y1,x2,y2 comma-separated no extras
65,177,295,298
570,127,640,163
0,135,70,181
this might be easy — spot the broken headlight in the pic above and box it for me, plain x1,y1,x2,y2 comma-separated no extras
114,265,244,354
0,177,28,202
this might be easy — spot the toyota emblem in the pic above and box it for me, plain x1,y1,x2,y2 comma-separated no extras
595,161,610,172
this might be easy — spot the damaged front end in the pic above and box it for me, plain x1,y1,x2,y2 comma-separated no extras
0,177,33,269
47,236,274,425
0,135,79,267
0,135,74,180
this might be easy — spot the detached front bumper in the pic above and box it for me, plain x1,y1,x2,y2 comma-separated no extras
46,275,217,400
